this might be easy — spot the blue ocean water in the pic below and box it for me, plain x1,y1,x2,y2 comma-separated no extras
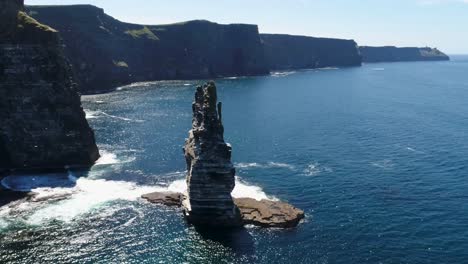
1,57,468,263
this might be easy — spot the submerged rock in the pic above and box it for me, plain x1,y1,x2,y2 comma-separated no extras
234,198,305,228
0,0,99,171
182,81,243,227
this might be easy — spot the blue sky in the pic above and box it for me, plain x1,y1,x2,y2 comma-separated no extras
26,0,468,54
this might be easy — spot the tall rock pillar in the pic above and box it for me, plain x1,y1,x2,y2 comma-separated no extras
183,81,242,227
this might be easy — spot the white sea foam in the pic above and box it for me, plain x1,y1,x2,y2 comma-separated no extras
318,67,339,70
406,147,425,154
0,173,274,227
271,71,297,77
84,109,101,119
25,178,162,225
94,149,138,166
302,162,333,176
371,159,394,169
372,68,385,71
235,161,295,170
164,177,276,201
232,178,278,201
95,150,120,165
84,109,144,122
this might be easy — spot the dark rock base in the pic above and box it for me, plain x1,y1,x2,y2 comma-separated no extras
141,192,305,228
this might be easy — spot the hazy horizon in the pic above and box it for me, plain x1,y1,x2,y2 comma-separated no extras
25,0,468,54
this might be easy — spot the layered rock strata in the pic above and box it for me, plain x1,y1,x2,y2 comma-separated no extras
182,81,243,227
261,34,362,70
235,198,304,228
27,5,269,94
0,0,99,171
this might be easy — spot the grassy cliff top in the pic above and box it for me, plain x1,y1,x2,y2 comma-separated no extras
17,11,57,33
0,8,58,44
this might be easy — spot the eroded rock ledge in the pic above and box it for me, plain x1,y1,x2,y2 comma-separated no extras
141,192,305,228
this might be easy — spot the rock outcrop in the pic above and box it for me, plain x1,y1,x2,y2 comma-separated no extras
141,192,182,207
182,81,243,227
261,34,362,70
359,46,450,63
141,191,306,228
235,198,304,228
26,5,269,94
0,0,99,171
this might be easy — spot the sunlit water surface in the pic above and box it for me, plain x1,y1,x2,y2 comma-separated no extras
1,57,468,263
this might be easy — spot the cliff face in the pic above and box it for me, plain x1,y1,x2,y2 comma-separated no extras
0,0,99,171
261,34,362,70
183,82,242,227
26,5,269,94
360,46,450,63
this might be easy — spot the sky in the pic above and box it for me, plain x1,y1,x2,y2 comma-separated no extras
25,0,468,54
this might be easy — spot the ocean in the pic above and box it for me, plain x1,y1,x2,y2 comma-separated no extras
1,57,468,263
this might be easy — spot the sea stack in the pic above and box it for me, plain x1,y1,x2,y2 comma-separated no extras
0,0,99,171
182,81,243,227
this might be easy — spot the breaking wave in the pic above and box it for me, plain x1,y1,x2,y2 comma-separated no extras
271,71,297,77
302,162,333,176
84,109,144,122
0,172,275,230
165,177,276,201
235,162,296,170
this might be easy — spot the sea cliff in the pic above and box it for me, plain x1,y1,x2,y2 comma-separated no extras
0,0,99,171
360,46,450,63
261,34,362,70
26,5,269,94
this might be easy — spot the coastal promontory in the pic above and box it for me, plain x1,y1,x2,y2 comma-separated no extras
360,46,450,63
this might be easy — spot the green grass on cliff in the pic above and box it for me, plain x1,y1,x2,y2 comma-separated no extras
17,11,57,33
125,26,159,41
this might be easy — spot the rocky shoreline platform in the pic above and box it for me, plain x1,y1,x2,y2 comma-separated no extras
142,81,304,228
142,192,305,228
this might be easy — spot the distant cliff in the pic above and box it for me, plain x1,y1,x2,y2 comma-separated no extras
26,5,269,94
360,46,450,63
261,34,362,70
0,0,99,171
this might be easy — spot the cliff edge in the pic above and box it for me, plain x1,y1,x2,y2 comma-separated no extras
0,0,99,171
26,5,269,94
261,34,362,70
